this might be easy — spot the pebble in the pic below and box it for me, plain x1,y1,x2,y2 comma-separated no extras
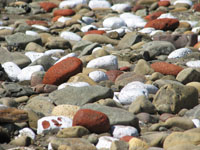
25,51,44,62
59,0,87,8
89,0,111,9
111,3,132,13
103,17,126,29
60,31,82,41
2,62,21,81
89,70,108,82
96,136,119,149
186,60,200,68
18,128,36,140
168,47,192,59
111,125,139,138
58,81,90,90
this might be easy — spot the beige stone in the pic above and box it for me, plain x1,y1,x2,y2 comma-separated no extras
25,42,46,52
186,82,200,93
134,59,154,75
68,73,97,85
129,138,149,150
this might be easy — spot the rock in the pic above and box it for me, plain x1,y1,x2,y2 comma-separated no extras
176,68,200,84
49,85,113,106
32,83,57,93
30,71,45,86
134,59,154,75
53,9,75,16
153,83,198,113
25,42,46,53
89,0,111,9
89,71,108,82
58,82,90,90
166,144,200,150
129,138,149,150
18,128,35,140
120,136,134,142
159,113,175,122
96,136,118,149
60,31,81,41
39,2,57,12
103,17,126,29
110,140,129,150
111,125,139,138
151,62,183,76
0,97,18,108
73,109,110,134
186,60,200,68
193,3,200,12
136,112,158,124
45,37,72,49
184,104,200,120
25,52,44,63
5,32,42,49
9,136,32,147
79,43,100,57
57,126,90,138
59,0,87,8
72,40,92,52
67,73,97,85
152,79,183,88
186,82,200,93
26,20,48,26
168,47,192,59
43,57,83,85
37,116,72,134
106,70,123,82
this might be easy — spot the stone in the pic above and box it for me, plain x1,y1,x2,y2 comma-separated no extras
57,126,90,138
60,31,81,41
186,82,200,93
153,83,198,113
89,71,108,82
73,109,110,134
0,98,18,108
176,68,200,84
134,59,154,75
151,62,183,76
79,43,100,57
120,136,134,142
67,73,97,85
158,1,170,7
111,125,139,138
145,11,164,21
72,40,92,51
45,37,72,49
9,136,32,147
30,71,45,86
110,140,129,150
49,85,113,106
58,82,90,90
43,57,83,85
59,0,87,8
136,112,158,124
85,30,106,35
53,9,75,16
152,79,183,88
39,2,57,12
159,113,175,122
25,42,46,53
18,128,35,140
25,52,44,63
33,84,58,93
168,47,192,59
184,104,200,120
186,60,200,68
89,0,111,9
96,136,119,149
193,3,200,12
103,17,126,29
26,20,48,26
129,138,149,150
106,70,123,82
166,144,200,150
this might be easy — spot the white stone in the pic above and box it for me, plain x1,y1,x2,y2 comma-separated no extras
168,47,192,59
92,47,102,53
186,60,200,68
87,55,118,70
44,49,65,56
25,51,44,62
37,116,72,134
106,28,125,37
138,27,155,34
89,71,108,82
57,16,71,23
96,136,118,149
54,53,78,64
111,125,139,138
173,0,193,6
25,30,39,36
150,30,164,37
17,65,44,81
32,25,49,32
0,26,14,30
103,17,126,29
81,25,97,32
18,128,36,140
0,104,8,110
158,13,176,19
60,31,82,41
59,0,87,8
89,0,111,9
82,17,95,24
2,62,21,81
111,3,132,13
198,35,200,42
58,82,90,90
192,119,200,128
192,27,200,34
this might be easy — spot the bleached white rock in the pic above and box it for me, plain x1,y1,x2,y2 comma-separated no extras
158,13,176,19
89,0,111,9
0,26,14,30
32,25,49,32
111,3,132,13
111,125,139,138
96,136,118,149
60,31,82,41
2,62,21,81
18,128,36,140
25,30,39,36
54,53,78,64
81,25,97,32
192,27,200,34
138,27,155,34
17,65,44,81
58,82,90,90
92,47,102,53
103,17,126,29
37,116,72,134
186,60,200,68
57,16,71,23
192,119,200,128
44,49,65,56
25,51,44,62
89,71,108,82
0,104,8,110
150,30,164,37
82,16,95,24
87,55,118,70
168,47,192,59
59,0,87,8
173,0,193,6
106,28,125,37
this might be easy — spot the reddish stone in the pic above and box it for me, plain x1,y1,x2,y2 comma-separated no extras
42,120,50,129
43,57,83,85
40,2,57,12
132,5,144,12
193,3,200,12
85,30,106,35
52,16,61,22
159,113,175,122
106,70,123,82
158,1,170,7
194,41,200,48
144,11,164,22
151,62,183,76
145,18,179,31
120,136,134,142
53,9,75,17
73,109,110,134
119,66,130,71
26,20,48,26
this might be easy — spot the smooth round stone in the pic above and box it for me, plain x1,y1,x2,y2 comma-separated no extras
138,27,155,34
106,28,125,37
60,31,82,41
54,53,78,64
103,17,126,29
25,51,44,62
2,62,21,81
111,125,139,138
192,27,200,34
168,47,192,59
96,136,118,149
17,65,44,81
180,20,198,27
82,17,95,24
186,60,200,68
111,3,132,13
81,25,97,32
57,16,71,23
173,0,193,6
86,55,118,70
59,0,87,8
150,30,164,36
25,30,39,36
58,82,90,90
158,13,177,19
89,71,108,82
89,0,111,9
192,119,200,128
18,128,35,140
44,49,65,56
0,26,14,30
32,25,49,32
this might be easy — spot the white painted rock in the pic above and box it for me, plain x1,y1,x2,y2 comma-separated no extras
89,71,108,82
60,31,81,41
86,55,118,70
82,17,95,24
2,62,21,81
111,125,139,138
57,16,71,23
106,28,125,37
173,0,193,6
158,13,176,19
54,53,78,64
168,47,192,59
111,3,132,13
37,116,72,134
89,0,111,9
32,25,49,32
103,17,126,29
186,60,200,68
17,65,44,81
96,136,118,149
25,51,44,62
192,119,200,128
92,47,102,53
81,25,97,32
58,82,90,90
59,0,87,8
25,31,39,36
18,128,36,140
138,27,155,34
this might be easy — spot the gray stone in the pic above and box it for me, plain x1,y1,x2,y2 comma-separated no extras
134,59,154,75
49,85,113,106
135,8,148,17
14,23,32,33
79,43,100,57
110,140,129,150
72,40,92,52
45,37,72,49
81,103,140,131
184,104,200,120
153,79,183,89
0,126,10,143
153,83,198,113
5,7,27,15
5,32,42,49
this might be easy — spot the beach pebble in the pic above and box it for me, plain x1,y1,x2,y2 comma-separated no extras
111,3,132,13
32,25,49,32
168,47,192,59
106,28,125,37
54,53,78,64
81,25,97,32
186,60,200,68
96,136,119,149
25,51,44,62
18,128,36,140
59,0,87,8
82,17,95,24
2,62,21,81
173,0,193,6
138,27,155,34
60,31,82,41
89,0,111,9
158,13,177,19
192,119,200,128
103,17,126,29
89,71,108,82
58,82,90,90
37,116,72,134
25,30,39,36
111,125,139,138
57,16,71,23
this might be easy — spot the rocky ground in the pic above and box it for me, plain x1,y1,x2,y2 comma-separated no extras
1,0,200,150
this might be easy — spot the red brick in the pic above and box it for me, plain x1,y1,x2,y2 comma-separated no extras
26,20,48,26
106,70,123,82
73,109,110,134
40,2,58,12
193,3,200,12
158,1,170,7
85,30,106,35
53,9,75,17
120,136,134,142
151,62,183,76
43,57,83,85
145,11,164,22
